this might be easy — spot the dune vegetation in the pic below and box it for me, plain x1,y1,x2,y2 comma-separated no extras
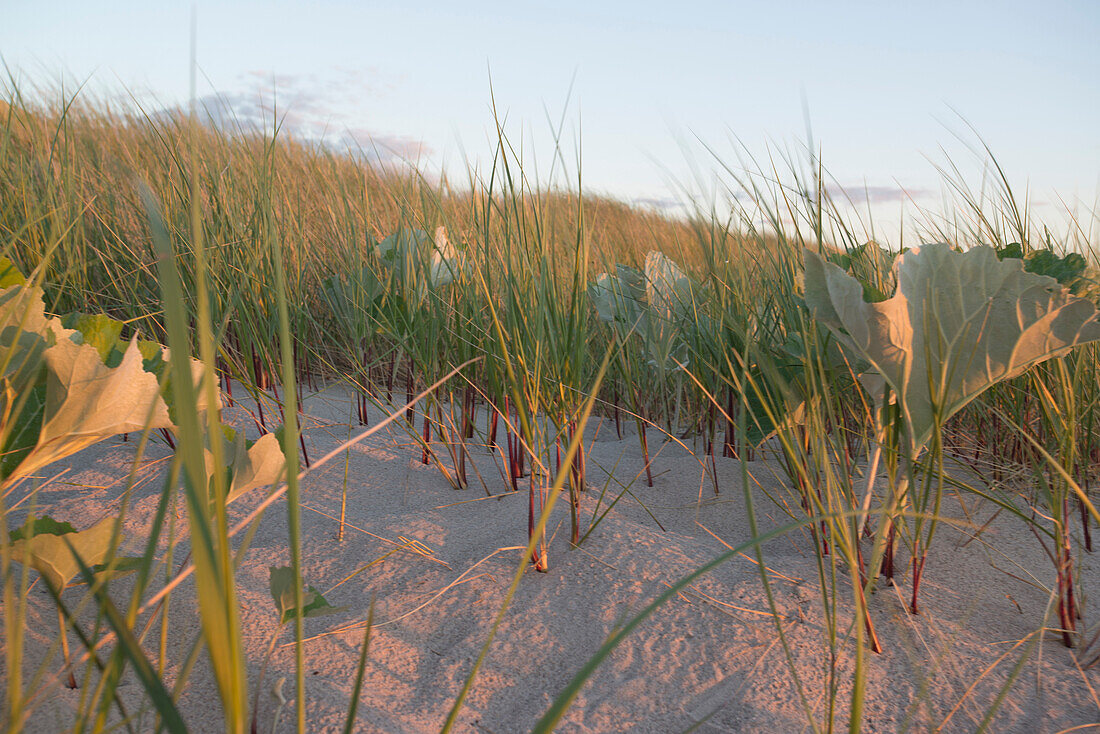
1,84,1099,732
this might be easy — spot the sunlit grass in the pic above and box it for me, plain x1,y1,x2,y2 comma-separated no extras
1,78,1098,733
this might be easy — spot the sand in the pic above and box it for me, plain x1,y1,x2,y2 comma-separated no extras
6,378,1100,733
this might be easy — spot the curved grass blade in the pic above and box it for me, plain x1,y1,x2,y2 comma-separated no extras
142,184,248,732
67,538,187,734
341,597,375,734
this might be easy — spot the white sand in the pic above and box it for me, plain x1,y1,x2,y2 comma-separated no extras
8,379,1100,732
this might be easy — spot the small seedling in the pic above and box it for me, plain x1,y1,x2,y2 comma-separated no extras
250,566,347,732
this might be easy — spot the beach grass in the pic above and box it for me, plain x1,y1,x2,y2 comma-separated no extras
1,80,1099,732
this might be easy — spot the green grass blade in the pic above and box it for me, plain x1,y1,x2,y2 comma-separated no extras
341,597,375,734
269,208,307,732
141,184,248,732
67,540,187,734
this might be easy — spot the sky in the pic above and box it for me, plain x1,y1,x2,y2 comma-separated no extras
2,1,1098,243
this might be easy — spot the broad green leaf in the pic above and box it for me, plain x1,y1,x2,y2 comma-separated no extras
375,226,465,299
616,263,647,303
1069,267,1100,301
8,515,116,590
841,241,897,302
89,555,145,580
0,290,212,486
748,334,821,440
0,285,73,484
142,344,213,427
0,285,73,346
136,339,164,364
644,250,693,324
0,289,63,474
42,335,172,438
1026,250,1100,302
8,336,174,480
425,226,465,287
586,272,618,322
1027,249,1085,281
0,282,204,486
61,312,125,363
321,266,385,342
0,258,26,289
805,243,1100,454
9,515,77,540
995,242,1024,261
587,268,645,330
268,566,347,625
0,381,46,481
205,429,287,504
0,326,50,390
643,251,693,371
995,245,1099,300
589,252,697,372
220,423,241,446
227,431,285,502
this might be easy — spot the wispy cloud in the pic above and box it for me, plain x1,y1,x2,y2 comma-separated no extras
631,196,682,211
167,70,428,165
825,183,934,204
333,126,426,163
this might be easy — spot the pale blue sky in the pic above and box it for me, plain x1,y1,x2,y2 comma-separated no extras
3,1,1097,241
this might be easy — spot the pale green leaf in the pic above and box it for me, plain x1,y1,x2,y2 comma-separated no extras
206,430,287,504
0,258,26,289
588,252,696,372
375,226,465,298
644,250,693,324
61,312,125,363
268,566,347,625
322,269,383,331
425,226,464,287
643,251,693,371
8,515,116,590
805,243,1100,453
9,336,174,480
828,241,897,302
587,269,645,330
0,285,73,346
0,381,46,481
9,515,77,540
